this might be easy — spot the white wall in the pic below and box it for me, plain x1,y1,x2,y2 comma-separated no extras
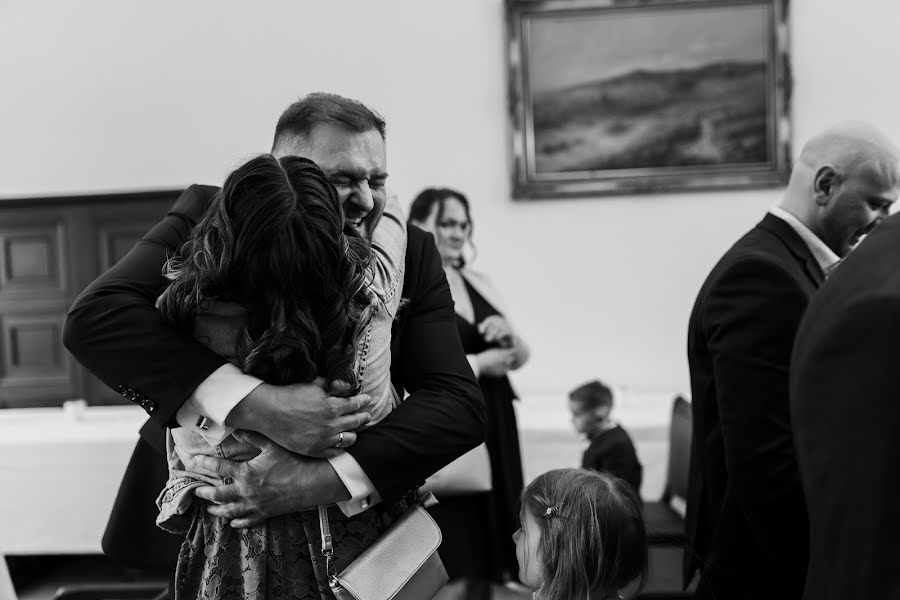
1,0,897,401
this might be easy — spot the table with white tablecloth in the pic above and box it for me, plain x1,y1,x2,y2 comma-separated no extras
0,405,146,600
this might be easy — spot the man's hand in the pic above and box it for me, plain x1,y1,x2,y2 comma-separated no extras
225,378,371,457
190,430,351,528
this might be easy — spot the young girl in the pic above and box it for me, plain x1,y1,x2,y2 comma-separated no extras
153,154,406,600
514,468,648,600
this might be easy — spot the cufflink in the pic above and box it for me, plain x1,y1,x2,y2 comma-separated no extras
196,416,210,430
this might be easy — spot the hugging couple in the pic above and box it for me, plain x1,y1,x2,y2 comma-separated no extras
64,91,484,600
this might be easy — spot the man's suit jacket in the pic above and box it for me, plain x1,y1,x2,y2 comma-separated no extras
791,212,900,600
63,185,485,567
684,213,819,600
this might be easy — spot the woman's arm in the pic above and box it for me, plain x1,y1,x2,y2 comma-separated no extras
462,268,531,372
507,330,531,370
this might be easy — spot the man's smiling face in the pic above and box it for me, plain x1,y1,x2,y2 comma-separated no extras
297,122,388,240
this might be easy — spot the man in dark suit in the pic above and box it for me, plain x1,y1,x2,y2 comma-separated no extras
684,122,900,599
791,206,900,597
63,92,484,568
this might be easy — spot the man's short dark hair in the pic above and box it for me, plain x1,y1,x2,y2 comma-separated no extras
272,92,386,152
569,380,614,410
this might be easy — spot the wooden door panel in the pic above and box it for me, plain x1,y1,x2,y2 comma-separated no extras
0,192,181,408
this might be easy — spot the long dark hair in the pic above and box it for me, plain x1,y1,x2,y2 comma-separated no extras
521,468,648,600
407,187,476,267
158,154,373,388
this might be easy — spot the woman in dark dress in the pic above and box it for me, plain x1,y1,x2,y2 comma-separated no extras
410,188,530,600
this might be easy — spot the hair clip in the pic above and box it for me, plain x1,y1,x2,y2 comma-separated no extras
543,506,559,518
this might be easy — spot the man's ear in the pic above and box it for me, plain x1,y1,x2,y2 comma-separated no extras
814,166,838,206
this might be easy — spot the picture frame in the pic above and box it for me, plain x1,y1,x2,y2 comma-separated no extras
506,0,792,199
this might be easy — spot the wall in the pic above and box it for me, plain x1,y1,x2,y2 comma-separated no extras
1,0,897,402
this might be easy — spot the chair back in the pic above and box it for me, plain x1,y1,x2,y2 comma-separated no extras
662,395,692,507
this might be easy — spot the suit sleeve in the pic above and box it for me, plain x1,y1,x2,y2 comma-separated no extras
347,231,485,500
63,185,227,428
703,256,809,574
791,296,900,599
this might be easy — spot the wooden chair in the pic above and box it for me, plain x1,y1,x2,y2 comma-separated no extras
642,395,691,547
632,395,694,599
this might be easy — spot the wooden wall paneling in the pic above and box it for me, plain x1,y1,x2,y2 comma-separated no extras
85,197,179,405
0,191,182,409
0,210,77,406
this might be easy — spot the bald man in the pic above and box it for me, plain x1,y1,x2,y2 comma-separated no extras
790,146,900,597
684,123,900,600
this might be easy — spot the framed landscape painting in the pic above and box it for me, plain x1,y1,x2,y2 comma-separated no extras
507,0,791,198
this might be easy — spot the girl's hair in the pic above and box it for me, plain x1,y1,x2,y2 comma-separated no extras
158,154,373,388
407,187,476,266
521,468,648,600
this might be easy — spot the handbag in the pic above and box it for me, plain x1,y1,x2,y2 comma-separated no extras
318,492,448,600
421,443,492,495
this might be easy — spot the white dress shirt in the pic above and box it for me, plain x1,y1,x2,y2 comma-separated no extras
768,207,841,274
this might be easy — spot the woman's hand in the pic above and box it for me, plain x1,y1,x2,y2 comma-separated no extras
477,347,517,377
477,315,530,371
478,315,515,348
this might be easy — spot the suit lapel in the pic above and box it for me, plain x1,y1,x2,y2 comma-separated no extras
759,213,826,287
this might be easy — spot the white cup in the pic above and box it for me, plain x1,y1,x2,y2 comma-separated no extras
62,398,88,421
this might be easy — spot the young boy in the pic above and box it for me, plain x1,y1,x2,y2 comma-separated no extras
568,379,643,498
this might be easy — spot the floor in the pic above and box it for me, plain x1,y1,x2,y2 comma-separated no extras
9,554,532,600
9,547,689,600
10,555,169,600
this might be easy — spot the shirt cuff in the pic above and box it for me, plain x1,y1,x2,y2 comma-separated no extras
328,452,381,516
175,363,262,446
467,354,480,379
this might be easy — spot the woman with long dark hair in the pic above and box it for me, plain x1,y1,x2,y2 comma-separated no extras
155,154,407,600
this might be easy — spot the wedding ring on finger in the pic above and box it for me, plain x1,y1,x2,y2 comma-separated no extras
334,431,345,449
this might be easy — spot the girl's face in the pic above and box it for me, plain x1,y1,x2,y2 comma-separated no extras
513,509,543,589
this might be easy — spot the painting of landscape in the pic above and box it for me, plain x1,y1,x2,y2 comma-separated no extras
508,0,790,197
533,60,768,173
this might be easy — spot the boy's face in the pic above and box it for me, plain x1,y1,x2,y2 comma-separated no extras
568,399,610,435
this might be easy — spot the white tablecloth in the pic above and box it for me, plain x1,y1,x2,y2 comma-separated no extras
0,406,146,555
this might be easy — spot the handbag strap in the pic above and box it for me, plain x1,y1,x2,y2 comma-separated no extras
318,504,336,581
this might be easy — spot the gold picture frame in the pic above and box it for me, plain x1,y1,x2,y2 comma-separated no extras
507,0,792,198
